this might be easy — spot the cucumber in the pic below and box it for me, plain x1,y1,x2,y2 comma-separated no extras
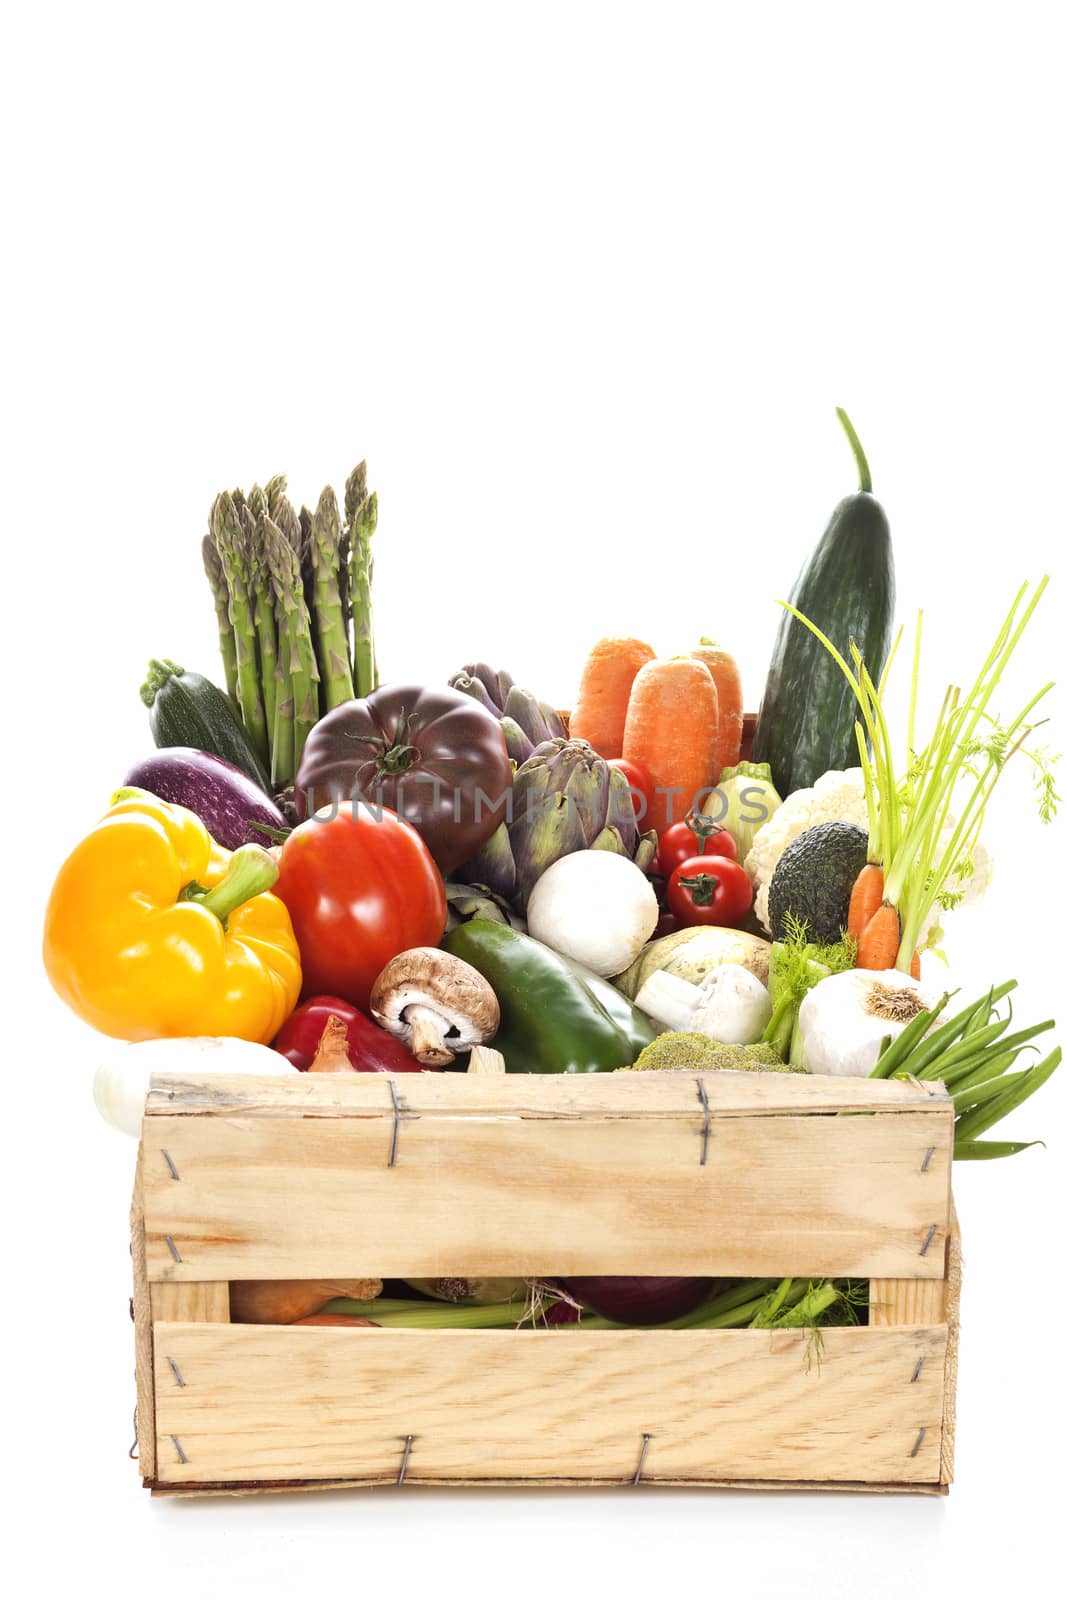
140,659,272,793
751,410,895,797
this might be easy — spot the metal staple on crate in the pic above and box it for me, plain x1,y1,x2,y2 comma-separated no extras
164,1234,182,1263
388,1079,402,1168
129,1406,139,1460
171,1435,188,1465
633,1433,653,1485
162,1148,180,1181
397,1434,414,1484
696,1078,711,1166
167,1356,186,1388
918,1224,937,1257
910,1355,926,1384
910,1427,926,1458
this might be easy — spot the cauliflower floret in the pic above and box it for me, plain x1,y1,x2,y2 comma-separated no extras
745,769,868,931
744,768,994,939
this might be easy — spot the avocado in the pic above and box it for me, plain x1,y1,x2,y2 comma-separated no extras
768,821,869,942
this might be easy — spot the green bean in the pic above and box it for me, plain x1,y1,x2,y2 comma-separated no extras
868,997,944,1079
953,1046,1061,1146
939,1019,1056,1086
954,1139,1046,1160
951,1068,1031,1115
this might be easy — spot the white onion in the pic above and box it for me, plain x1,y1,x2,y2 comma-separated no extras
93,1036,295,1136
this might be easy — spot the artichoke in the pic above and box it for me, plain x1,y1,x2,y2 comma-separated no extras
450,663,567,749
459,736,657,912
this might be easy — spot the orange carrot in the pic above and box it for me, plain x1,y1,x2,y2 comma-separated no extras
847,864,885,943
855,904,901,970
689,639,743,780
570,635,656,758
622,656,719,837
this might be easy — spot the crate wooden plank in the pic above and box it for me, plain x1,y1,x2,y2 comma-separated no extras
151,1283,230,1323
145,1069,952,1120
129,1150,155,1480
142,1099,952,1281
868,1278,946,1326
152,1324,948,1487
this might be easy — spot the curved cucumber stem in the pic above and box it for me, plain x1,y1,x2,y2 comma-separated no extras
835,407,873,494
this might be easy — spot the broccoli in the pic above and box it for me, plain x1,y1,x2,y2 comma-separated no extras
623,1033,804,1072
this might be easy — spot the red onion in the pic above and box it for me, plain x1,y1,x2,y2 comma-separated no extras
557,1276,715,1326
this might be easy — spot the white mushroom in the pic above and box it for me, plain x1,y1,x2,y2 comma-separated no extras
370,947,500,1065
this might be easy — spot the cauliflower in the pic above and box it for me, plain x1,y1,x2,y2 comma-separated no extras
744,767,994,943
745,769,868,932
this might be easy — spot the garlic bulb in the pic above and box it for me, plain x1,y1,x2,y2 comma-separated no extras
797,969,942,1077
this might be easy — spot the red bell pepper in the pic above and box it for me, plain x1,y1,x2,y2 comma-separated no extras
272,994,429,1073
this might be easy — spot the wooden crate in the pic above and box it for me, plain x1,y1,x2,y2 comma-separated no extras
130,1070,960,1495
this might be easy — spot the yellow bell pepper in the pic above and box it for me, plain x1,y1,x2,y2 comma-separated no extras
43,789,302,1042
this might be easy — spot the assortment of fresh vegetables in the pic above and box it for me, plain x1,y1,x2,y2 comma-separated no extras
39,414,1064,1348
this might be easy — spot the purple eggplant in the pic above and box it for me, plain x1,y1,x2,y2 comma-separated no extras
122,748,287,850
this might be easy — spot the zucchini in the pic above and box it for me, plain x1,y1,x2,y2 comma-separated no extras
751,410,895,797
140,659,272,793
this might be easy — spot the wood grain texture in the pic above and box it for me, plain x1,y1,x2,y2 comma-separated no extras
145,1069,952,1120
130,1149,155,1480
868,1277,946,1326
152,1324,948,1487
151,1282,230,1323
142,1104,952,1282
940,1201,962,1486
149,1475,947,1498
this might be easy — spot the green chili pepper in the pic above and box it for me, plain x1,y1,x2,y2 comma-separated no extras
443,919,655,1073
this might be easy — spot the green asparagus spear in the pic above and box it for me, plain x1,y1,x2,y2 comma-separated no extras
201,534,238,700
309,486,355,709
210,493,269,765
262,516,320,781
346,462,378,697
247,519,280,744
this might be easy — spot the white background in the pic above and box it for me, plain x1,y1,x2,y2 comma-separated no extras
5,3,1065,1595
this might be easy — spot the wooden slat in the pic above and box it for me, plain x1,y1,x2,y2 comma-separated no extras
868,1278,946,1327
940,1200,962,1486
129,1150,155,1480
151,1282,230,1323
142,1100,952,1281
150,1474,947,1498
145,1069,952,1120
152,1324,948,1487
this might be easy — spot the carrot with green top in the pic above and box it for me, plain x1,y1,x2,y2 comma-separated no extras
570,636,656,758
847,863,884,943
622,656,719,837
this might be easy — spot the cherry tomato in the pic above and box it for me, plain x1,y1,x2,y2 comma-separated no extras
654,910,680,939
666,854,752,928
275,807,447,1010
655,816,737,879
607,758,655,830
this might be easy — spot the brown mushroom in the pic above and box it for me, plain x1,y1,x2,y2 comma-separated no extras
369,948,500,1065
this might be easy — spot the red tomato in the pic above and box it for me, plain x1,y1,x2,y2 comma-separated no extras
275,807,447,1010
666,854,752,928
607,758,655,830
655,816,737,879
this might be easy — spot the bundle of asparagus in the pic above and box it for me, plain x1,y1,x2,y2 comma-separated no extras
202,462,378,791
